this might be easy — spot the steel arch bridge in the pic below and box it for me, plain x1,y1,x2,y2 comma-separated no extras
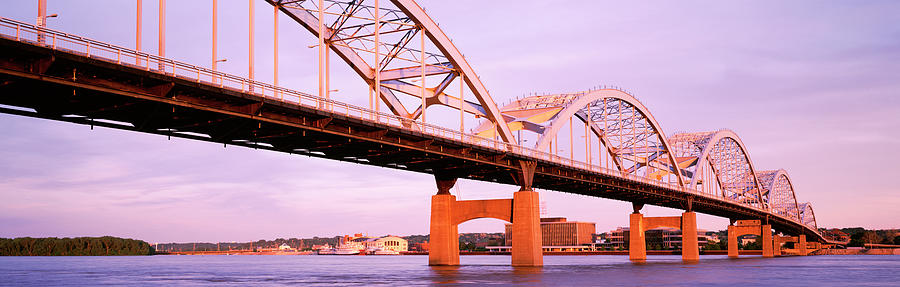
0,0,831,264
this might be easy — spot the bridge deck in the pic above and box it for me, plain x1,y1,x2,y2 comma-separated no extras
0,31,824,242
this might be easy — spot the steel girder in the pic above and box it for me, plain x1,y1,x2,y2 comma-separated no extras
669,130,767,210
268,0,516,143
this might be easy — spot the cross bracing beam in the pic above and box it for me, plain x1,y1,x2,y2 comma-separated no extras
269,0,516,143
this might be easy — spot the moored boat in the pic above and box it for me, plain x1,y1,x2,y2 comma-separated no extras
333,246,361,255
373,249,400,255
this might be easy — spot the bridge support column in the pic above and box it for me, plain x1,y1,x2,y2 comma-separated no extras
799,234,807,256
429,177,459,266
428,161,542,267
511,190,542,267
762,225,774,258
629,212,646,261
628,205,698,262
681,212,699,262
727,225,739,258
773,236,782,256
510,161,542,267
728,220,772,258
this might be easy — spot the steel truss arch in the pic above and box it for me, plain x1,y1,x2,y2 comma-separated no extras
476,89,686,187
269,0,515,143
799,202,818,230
756,169,802,221
669,130,766,209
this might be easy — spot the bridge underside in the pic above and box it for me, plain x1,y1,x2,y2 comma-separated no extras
0,38,822,241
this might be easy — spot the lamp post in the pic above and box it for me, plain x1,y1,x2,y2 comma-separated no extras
248,0,254,82
158,0,165,70
136,0,141,65
213,58,227,84
212,0,218,70
36,0,57,44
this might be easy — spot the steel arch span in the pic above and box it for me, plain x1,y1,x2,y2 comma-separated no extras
757,169,802,221
669,130,767,210
269,0,516,143
473,89,687,187
799,202,818,230
469,86,820,231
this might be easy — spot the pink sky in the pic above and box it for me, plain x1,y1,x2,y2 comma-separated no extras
1,0,898,243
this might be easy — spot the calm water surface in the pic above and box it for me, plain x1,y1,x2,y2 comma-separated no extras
0,255,896,286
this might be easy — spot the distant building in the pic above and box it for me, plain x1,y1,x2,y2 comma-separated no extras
605,228,626,249
740,235,758,246
278,243,293,251
498,217,595,251
706,233,720,243
824,229,849,242
366,236,408,252
338,234,408,253
347,238,371,251
598,227,710,250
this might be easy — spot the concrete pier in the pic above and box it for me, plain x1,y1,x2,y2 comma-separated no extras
428,163,543,267
629,209,699,262
726,220,773,258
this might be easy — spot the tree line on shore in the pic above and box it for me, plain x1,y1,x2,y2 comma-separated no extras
8,228,891,256
839,228,899,247
156,237,338,252
154,233,503,252
0,237,153,256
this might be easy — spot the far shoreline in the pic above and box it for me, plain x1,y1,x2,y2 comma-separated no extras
149,249,900,256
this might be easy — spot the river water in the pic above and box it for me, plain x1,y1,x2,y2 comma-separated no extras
0,255,896,286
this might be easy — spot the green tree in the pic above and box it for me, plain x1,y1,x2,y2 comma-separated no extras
862,231,882,245
743,240,762,250
880,233,896,245
0,237,153,256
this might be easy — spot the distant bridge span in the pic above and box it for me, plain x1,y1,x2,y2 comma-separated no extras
0,1,831,266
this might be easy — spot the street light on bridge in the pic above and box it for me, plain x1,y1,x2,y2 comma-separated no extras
36,0,58,44
214,58,227,67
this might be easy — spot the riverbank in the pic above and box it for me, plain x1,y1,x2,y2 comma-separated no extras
155,250,767,256
393,250,764,256
158,248,900,256
813,248,900,255
158,250,314,255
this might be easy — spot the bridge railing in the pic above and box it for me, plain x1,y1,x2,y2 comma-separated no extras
0,17,746,206
0,17,818,236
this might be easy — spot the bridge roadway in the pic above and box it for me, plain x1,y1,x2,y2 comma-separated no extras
0,33,824,244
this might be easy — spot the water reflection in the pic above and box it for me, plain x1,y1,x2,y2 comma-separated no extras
629,259,648,265
510,266,543,284
0,255,895,286
429,265,461,284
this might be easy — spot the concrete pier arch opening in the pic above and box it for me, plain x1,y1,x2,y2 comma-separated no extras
429,174,542,267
